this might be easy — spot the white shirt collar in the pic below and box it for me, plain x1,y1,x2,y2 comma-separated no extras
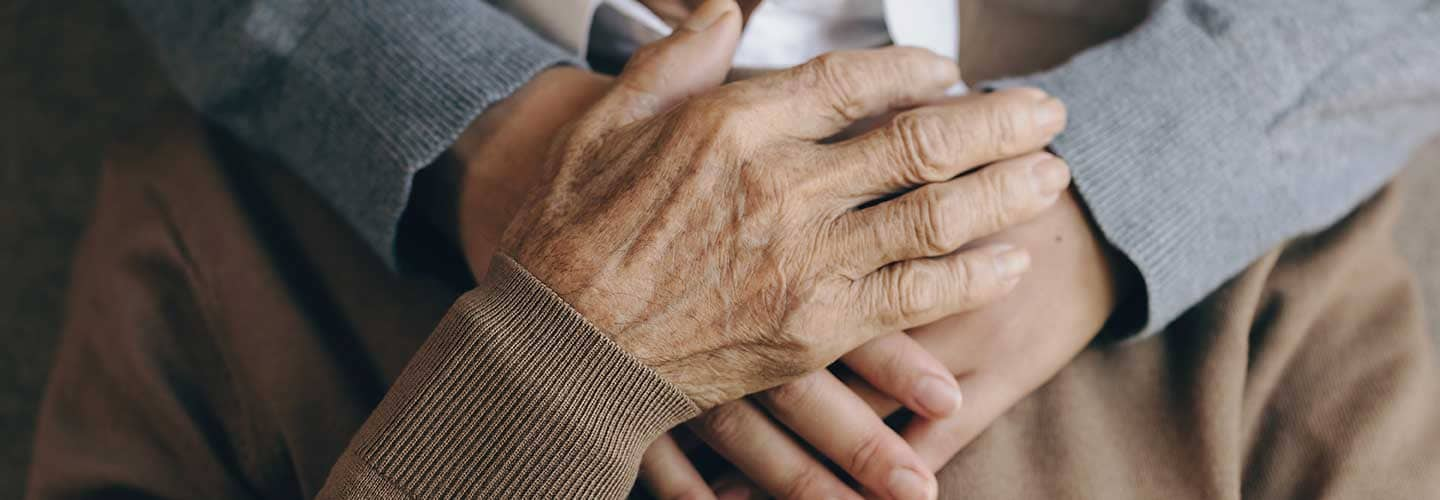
494,0,960,72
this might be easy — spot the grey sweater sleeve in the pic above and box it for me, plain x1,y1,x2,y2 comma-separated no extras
990,0,1440,337
121,0,581,266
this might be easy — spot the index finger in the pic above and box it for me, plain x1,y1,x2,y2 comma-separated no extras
736,46,960,139
841,332,964,420
689,400,861,499
756,371,939,500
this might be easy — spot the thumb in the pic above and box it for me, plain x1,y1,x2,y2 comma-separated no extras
603,0,742,125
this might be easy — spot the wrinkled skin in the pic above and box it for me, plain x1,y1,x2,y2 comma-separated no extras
418,1,1091,498
490,9,1068,411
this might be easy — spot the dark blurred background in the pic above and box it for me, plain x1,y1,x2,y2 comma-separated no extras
2,0,1438,496
4,0,171,494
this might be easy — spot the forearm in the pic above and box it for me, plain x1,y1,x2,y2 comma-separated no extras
122,0,581,267
320,256,697,499
988,0,1440,336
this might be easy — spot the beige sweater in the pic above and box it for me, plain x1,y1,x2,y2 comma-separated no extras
318,256,699,498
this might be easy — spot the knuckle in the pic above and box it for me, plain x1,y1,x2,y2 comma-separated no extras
847,431,890,477
950,255,979,303
806,52,866,121
916,188,961,254
892,111,950,182
892,266,939,317
782,466,831,500
971,171,1014,230
867,285,907,328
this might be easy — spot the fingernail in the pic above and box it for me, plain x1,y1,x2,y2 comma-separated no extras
684,0,736,31
1029,155,1071,197
888,468,934,500
914,376,963,416
1034,97,1066,132
988,244,1031,278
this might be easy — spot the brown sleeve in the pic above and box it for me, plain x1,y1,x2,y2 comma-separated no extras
29,162,695,498
317,255,699,499
27,117,695,499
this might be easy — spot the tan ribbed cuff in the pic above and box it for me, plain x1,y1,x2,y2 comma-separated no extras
321,255,698,499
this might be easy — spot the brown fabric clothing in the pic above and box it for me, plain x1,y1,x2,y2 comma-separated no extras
935,175,1440,498
317,257,697,499
27,108,1440,498
26,108,696,499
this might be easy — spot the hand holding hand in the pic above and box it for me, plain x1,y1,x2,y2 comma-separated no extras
500,0,1068,412
433,4,1071,498
635,92,1127,499
642,188,1134,500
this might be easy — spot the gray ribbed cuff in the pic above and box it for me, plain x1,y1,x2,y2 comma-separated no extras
984,4,1277,338
254,0,582,268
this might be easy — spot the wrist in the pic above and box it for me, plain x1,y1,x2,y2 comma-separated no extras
413,66,612,275
1061,185,1143,336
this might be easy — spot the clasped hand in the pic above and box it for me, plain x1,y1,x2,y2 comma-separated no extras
425,2,1122,499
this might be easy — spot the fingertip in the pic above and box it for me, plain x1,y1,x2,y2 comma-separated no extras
1031,155,1072,200
896,46,960,94
983,243,1031,279
912,375,964,418
887,467,939,500
1036,96,1067,134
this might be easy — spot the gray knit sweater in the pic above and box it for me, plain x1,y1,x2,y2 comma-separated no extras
122,0,1440,337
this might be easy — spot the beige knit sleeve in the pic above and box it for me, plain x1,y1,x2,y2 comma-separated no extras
319,255,699,498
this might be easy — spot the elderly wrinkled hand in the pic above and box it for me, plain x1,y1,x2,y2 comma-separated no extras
436,2,1068,498
496,9,1067,415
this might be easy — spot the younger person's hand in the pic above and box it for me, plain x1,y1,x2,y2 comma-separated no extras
435,0,1070,424
854,186,1135,467
639,180,1133,499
